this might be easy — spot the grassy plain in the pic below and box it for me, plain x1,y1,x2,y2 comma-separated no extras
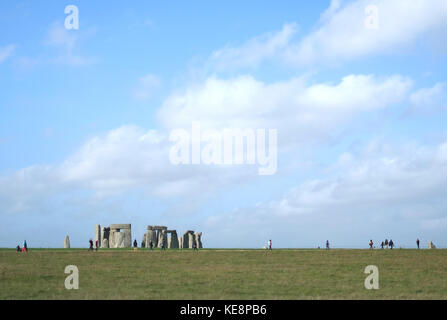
0,248,446,299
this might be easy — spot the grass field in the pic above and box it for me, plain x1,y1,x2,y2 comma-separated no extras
0,248,446,299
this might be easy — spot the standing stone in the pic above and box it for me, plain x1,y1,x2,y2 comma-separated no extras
101,227,110,247
101,238,109,248
158,230,167,248
94,224,101,248
146,229,157,248
63,235,70,249
195,232,203,248
179,236,183,249
188,231,195,248
141,232,147,248
115,232,125,248
169,230,179,249
429,241,436,249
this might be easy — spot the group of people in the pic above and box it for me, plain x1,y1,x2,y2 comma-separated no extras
88,239,100,251
16,240,28,252
370,239,394,249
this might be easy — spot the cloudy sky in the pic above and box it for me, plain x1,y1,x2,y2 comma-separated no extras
1,0,447,248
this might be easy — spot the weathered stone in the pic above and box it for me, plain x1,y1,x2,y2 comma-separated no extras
179,236,183,249
63,235,70,248
182,231,194,248
169,230,179,249
94,224,101,248
146,229,157,248
141,232,147,248
158,230,168,248
429,241,436,249
102,238,109,248
101,227,110,246
123,228,132,248
115,232,125,248
195,232,203,248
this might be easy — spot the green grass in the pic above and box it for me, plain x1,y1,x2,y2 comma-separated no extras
0,248,446,299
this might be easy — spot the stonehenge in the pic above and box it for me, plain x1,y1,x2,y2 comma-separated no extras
94,224,202,249
429,241,436,249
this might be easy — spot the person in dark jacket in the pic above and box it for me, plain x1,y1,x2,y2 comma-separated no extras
389,239,394,249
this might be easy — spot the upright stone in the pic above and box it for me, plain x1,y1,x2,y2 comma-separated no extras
158,230,167,248
115,232,125,248
101,227,110,246
94,224,101,248
63,235,70,248
188,231,195,248
102,238,109,248
169,230,179,249
195,232,203,248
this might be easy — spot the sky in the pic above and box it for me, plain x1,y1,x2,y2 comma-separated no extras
1,0,447,248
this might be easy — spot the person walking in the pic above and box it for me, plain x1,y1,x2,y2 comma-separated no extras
22,240,28,253
416,238,420,249
326,240,330,250
381,241,384,249
369,240,374,249
95,239,99,251
149,239,153,250
268,239,272,250
385,239,389,249
389,239,394,249
88,239,94,251
133,239,138,251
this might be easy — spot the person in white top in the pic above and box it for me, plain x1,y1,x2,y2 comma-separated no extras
268,239,272,250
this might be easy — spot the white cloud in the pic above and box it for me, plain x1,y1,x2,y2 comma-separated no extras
206,0,447,69
409,82,447,113
0,44,15,63
158,73,412,148
286,0,447,65
208,23,298,71
203,140,447,247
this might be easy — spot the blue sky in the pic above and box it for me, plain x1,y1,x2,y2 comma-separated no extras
1,0,447,248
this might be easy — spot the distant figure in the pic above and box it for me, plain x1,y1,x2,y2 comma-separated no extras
133,239,138,251
95,240,99,251
193,241,198,251
389,239,394,249
88,239,94,251
318,246,320,249
161,241,166,250
268,239,272,250
381,241,384,249
326,240,330,250
416,238,420,249
369,240,373,249
22,240,28,253
384,239,389,249
16,245,21,252
149,239,153,250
